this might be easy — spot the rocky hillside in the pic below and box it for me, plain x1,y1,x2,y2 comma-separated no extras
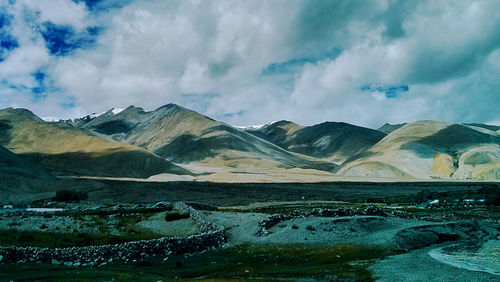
1,104,498,181
0,108,191,178
339,121,500,180
79,104,337,174
247,121,386,163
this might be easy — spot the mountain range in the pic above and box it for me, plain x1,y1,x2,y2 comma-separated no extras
0,104,498,198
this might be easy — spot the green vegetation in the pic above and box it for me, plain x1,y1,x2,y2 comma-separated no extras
0,244,396,281
164,211,190,222
117,214,144,227
221,202,351,214
399,205,500,220
0,229,164,248
51,206,173,218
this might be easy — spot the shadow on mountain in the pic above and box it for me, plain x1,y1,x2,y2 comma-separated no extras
288,122,386,158
154,133,257,163
20,149,192,178
340,151,381,166
0,119,12,145
93,120,136,135
401,124,500,157
154,125,339,173
0,146,54,180
247,121,294,148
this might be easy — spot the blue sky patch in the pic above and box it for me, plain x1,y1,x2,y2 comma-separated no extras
30,71,48,101
61,98,76,109
29,70,61,101
222,111,244,118
40,22,102,56
361,84,409,99
262,47,341,76
73,0,133,12
0,9,12,29
181,92,220,113
0,8,18,61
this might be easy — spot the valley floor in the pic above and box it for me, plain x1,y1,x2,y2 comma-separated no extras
0,181,499,281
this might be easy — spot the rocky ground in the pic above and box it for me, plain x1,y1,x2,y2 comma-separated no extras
370,244,500,281
0,202,499,280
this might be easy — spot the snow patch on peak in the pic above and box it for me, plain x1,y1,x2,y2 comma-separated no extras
234,121,277,131
42,116,57,122
112,108,124,115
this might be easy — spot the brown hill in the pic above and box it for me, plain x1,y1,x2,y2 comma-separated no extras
247,121,386,163
80,104,338,174
0,108,191,178
339,121,500,180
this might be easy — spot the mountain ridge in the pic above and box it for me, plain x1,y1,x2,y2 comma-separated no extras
0,107,191,178
246,120,386,163
1,105,498,182
76,104,339,175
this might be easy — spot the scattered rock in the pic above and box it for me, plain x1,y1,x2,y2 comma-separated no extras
0,202,227,267
395,221,500,250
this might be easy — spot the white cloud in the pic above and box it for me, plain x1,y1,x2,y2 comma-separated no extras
0,0,499,127
20,0,89,30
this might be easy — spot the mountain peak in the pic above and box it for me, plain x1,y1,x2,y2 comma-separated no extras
271,120,297,127
378,122,407,134
159,103,183,110
0,107,44,123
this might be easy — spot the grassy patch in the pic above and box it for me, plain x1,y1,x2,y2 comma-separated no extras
219,202,359,215
117,214,144,227
53,206,174,218
0,244,396,281
399,206,500,220
161,244,391,280
0,229,165,248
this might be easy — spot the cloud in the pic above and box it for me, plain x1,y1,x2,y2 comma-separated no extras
21,0,89,30
0,0,499,128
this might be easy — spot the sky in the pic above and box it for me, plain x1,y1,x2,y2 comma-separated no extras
0,0,499,128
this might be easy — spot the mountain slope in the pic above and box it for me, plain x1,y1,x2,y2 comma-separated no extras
247,121,386,163
339,121,500,179
0,145,60,202
377,123,406,134
0,145,54,180
0,108,191,178
80,104,338,174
